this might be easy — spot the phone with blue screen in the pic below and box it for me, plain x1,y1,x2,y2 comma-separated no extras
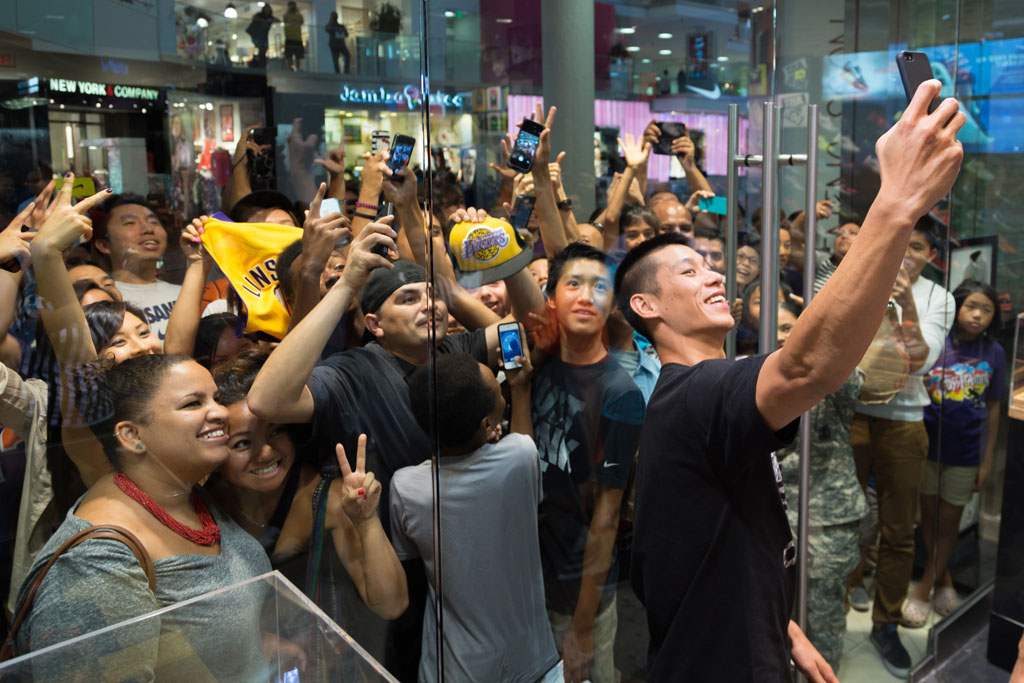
498,322,524,370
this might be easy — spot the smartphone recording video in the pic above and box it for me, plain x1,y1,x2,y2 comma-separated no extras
387,134,416,182
509,119,545,173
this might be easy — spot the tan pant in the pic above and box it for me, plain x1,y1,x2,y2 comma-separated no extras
549,597,618,683
851,414,928,624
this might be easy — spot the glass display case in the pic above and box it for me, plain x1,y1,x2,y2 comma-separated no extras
1009,312,1024,421
0,571,397,682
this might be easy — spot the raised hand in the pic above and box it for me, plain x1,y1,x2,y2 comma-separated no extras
335,435,381,525
489,133,518,183
875,79,965,218
619,133,651,170
304,183,352,268
685,189,716,214
234,123,269,167
379,153,418,207
287,117,319,171
31,174,110,253
181,215,213,269
314,139,346,177
340,215,397,290
531,103,557,173
671,134,697,167
550,151,567,200
642,119,662,148
815,199,835,220
0,199,43,268
449,207,489,225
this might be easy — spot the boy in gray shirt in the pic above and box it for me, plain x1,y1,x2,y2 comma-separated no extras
392,351,559,683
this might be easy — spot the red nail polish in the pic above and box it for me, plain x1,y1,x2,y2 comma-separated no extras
356,488,365,496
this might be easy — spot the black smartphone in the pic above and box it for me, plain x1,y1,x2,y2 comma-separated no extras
896,51,940,114
652,121,687,155
508,118,545,173
498,322,524,370
387,134,416,182
510,194,535,232
371,203,395,259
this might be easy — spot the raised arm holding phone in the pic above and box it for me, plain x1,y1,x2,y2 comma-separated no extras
617,80,964,682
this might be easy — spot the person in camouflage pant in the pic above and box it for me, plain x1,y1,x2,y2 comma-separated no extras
778,368,870,670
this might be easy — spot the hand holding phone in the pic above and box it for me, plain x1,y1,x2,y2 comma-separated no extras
508,118,546,174
510,194,536,232
896,51,940,114
698,196,728,216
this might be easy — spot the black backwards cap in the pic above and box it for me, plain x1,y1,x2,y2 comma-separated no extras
359,260,427,314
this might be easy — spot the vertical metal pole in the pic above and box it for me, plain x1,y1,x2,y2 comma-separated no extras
726,104,740,360
758,100,779,354
795,104,819,632
419,1,443,680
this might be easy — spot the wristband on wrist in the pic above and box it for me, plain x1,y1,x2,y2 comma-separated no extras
356,202,380,210
557,198,574,211
354,211,378,220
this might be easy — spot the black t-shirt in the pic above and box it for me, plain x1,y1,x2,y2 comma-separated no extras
532,355,645,613
307,330,487,533
632,355,798,681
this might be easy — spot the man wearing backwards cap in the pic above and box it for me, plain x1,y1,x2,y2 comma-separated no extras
249,204,545,529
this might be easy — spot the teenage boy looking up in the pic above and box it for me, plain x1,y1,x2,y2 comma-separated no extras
532,242,645,683
615,81,964,681
92,195,181,340
392,351,560,683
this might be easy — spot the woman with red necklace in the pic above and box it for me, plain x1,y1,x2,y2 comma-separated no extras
10,354,274,679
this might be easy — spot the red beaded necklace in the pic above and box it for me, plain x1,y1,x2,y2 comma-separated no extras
114,473,220,546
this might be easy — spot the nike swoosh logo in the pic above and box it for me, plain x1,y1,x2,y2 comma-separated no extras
603,461,618,468
686,84,721,100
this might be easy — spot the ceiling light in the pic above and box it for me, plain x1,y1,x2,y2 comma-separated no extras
658,33,673,39
626,46,640,52
496,17,512,24
141,108,147,113
95,102,102,108
659,49,672,55
257,1,265,6
641,58,651,64
197,16,209,27
232,33,238,39
617,27,636,34
717,55,729,62
444,11,455,18
224,3,237,19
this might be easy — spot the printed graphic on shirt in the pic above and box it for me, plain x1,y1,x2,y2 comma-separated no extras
771,451,796,568
926,361,993,407
142,299,179,340
532,372,584,475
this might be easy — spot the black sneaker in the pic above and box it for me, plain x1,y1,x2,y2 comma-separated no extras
870,623,911,678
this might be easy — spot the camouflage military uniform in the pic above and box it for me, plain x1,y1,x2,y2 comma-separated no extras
778,369,869,670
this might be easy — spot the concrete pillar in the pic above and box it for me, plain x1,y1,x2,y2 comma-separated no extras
541,0,595,220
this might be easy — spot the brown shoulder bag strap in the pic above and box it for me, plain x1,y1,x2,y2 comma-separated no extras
0,524,155,661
